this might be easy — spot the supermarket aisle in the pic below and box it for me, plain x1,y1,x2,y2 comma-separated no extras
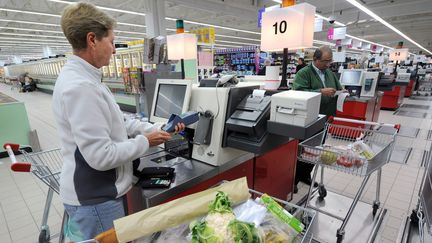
0,82,431,243
0,83,63,243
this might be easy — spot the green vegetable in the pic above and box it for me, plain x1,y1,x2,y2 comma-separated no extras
190,221,221,243
190,191,262,243
208,191,233,214
228,219,261,243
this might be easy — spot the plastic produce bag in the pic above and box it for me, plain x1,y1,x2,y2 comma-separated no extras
233,199,268,226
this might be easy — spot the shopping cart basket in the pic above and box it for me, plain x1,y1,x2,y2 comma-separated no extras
3,143,66,243
298,117,400,243
82,188,316,243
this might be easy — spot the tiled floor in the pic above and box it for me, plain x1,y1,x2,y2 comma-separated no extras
1,82,431,242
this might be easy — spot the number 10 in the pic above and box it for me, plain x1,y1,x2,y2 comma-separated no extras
273,20,287,35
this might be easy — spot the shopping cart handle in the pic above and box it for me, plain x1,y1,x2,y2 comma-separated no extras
11,163,32,172
394,124,401,132
328,116,400,130
3,143,20,151
3,144,31,172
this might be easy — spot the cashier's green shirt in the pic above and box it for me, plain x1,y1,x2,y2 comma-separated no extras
293,64,342,116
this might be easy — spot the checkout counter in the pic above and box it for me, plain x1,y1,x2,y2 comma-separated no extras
336,70,383,126
378,72,411,110
126,79,325,213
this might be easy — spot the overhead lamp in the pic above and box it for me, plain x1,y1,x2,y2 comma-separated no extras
346,35,393,50
313,40,336,47
215,34,260,42
0,40,70,46
0,26,62,34
0,8,61,17
115,30,145,35
216,40,258,46
345,0,432,55
0,32,65,39
213,43,243,48
48,0,146,16
0,19,60,27
0,36,68,43
167,31,197,79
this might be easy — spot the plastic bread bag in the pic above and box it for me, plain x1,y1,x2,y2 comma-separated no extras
260,213,298,243
352,140,375,160
136,223,191,243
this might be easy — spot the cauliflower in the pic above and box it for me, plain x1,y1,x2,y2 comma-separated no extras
190,192,261,243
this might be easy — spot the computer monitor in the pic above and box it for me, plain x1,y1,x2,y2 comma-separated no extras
339,69,364,86
150,79,192,123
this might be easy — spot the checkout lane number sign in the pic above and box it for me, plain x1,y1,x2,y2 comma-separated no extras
260,3,315,52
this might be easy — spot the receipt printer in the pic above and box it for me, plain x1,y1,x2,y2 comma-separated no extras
270,90,321,127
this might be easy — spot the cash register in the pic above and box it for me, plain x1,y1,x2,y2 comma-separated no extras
339,69,364,97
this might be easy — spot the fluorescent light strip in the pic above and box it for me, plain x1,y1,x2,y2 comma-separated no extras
0,26,62,34
0,32,65,39
345,0,432,55
216,40,258,46
0,19,60,27
0,36,69,43
214,43,243,48
215,34,260,42
165,17,260,35
48,0,146,16
346,35,393,50
0,17,144,29
0,8,61,17
0,40,70,46
313,40,336,46
115,30,145,35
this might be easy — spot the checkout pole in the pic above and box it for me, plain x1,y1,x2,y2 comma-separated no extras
279,48,289,90
278,0,296,90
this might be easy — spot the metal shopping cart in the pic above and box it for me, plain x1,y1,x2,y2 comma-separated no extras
83,188,316,243
298,117,400,243
3,143,66,243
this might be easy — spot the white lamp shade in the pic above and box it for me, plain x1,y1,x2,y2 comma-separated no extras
167,33,197,60
261,3,315,52
389,48,409,62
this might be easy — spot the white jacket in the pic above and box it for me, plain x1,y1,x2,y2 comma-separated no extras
53,55,156,206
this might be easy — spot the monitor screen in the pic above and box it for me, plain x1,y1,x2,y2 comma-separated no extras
154,84,187,119
340,70,363,86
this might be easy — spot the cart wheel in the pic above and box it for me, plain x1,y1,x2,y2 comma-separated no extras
410,209,420,224
318,185,327,199
372,202,380,216
336,229,345,243
38,229,50,243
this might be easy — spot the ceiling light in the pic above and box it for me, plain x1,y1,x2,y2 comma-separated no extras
345,0,432,54
0,32,65,39
0,26,62,34
0,17,147,28
0,40,70,46
48,0,146,16
215,34,260,42
115,30,145,35
214,43,243,48
0,19,60,27
0,36,68,43
346,35,393,50
313,40,336,46
0,8,61,17
216,40,258,46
